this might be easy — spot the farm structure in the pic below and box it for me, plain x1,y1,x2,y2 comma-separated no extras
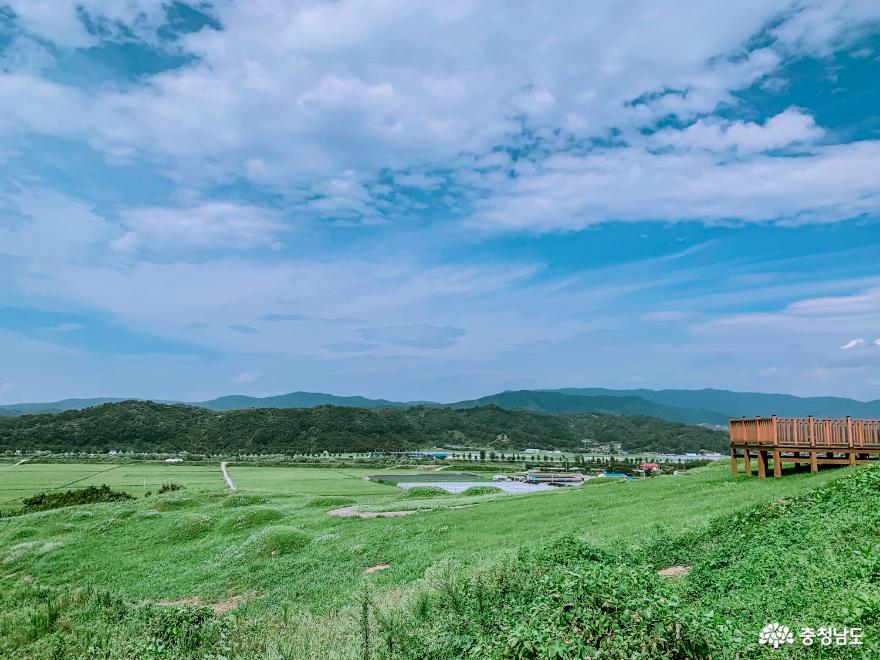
730,416,880,478
525,472,585,485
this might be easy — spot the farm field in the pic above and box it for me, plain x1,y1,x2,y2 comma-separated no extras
0,462,225,508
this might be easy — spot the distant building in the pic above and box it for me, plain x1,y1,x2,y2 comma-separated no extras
404,451,448,459
526,472,584,485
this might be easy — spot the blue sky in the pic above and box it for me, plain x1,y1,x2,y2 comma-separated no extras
1,1,880,404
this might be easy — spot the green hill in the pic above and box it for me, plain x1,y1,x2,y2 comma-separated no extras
191,391,409,411
451,389,730,426
0,400,726,455
556,387,880,419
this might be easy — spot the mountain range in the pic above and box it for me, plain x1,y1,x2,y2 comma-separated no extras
1,387,878,427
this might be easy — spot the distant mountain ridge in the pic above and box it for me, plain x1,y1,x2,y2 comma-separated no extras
1,387,878,426
190,391,412,411
449,390,730,426
551,388,880,420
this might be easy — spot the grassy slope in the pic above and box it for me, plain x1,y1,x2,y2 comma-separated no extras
386,465,880,658
0,462,856,657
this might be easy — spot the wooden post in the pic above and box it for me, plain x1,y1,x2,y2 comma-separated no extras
743,449,752,476
730,445,738,475
772,415,778,446
810,449,818,473
773,449,782,478
809,416,815,447
757,450,767,479
846,415,856,465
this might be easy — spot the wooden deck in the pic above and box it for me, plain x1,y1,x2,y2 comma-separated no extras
729,416,880,478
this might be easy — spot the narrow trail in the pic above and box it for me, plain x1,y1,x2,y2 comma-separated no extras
327,505,417,519
220,462,236,491
1,458,29,468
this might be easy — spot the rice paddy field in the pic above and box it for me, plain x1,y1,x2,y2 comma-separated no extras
0,460,871,657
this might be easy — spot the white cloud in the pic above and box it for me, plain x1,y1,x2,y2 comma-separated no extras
652,108,823,152
0,188,118,260
234,370,261,384
4,1,876,198
5,0,171,48
841,338,866,350
44,323,85,332
466,140,880,233
117,203,286,252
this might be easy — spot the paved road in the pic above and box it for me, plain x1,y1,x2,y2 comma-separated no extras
220,462,236,491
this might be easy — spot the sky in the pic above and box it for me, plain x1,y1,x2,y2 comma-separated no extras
1,1,880,404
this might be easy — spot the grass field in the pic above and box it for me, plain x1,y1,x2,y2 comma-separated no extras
0,462,226,507
0,460,867,657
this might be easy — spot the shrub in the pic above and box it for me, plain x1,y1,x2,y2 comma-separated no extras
153,495,198,511
401,487,449,498
127,604,228,656
169,514,213,540
378,537,713,658
221,493,268,508
220,506,283,531
304,496,356,508
157,483,183,495
459,486,503,496
246,525,311,557
21,485,134,513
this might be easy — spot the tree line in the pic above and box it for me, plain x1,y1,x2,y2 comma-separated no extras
0,401,727,455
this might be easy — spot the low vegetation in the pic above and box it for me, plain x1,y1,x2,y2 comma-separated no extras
1,460,867,657
20,485,133,513
458,485,503,496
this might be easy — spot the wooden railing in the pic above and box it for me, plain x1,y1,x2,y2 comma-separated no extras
730,416,880,449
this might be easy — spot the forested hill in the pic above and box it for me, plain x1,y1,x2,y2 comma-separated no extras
0,401,727,455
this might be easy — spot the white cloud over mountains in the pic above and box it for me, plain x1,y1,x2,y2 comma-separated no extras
2,1,880,401
2,1,879,237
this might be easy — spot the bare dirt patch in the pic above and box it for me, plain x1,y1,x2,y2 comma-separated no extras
658,565,691,578
364,563,390,574
327,506,418,519
154,595,247,614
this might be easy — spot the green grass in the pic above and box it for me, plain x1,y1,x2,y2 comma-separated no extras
0,462,224,508
0,460,856,657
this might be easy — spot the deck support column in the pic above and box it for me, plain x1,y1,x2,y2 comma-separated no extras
757,450,767,479
730,446,739,475
810,450,818,473
772,449,782,478
742,449,752,476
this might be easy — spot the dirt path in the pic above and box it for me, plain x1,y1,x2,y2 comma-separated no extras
327,505,418,519
327,502,478,519
0,459,29,468
220,462,236,491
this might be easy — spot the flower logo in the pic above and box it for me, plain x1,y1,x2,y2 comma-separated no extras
759,623,795,649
